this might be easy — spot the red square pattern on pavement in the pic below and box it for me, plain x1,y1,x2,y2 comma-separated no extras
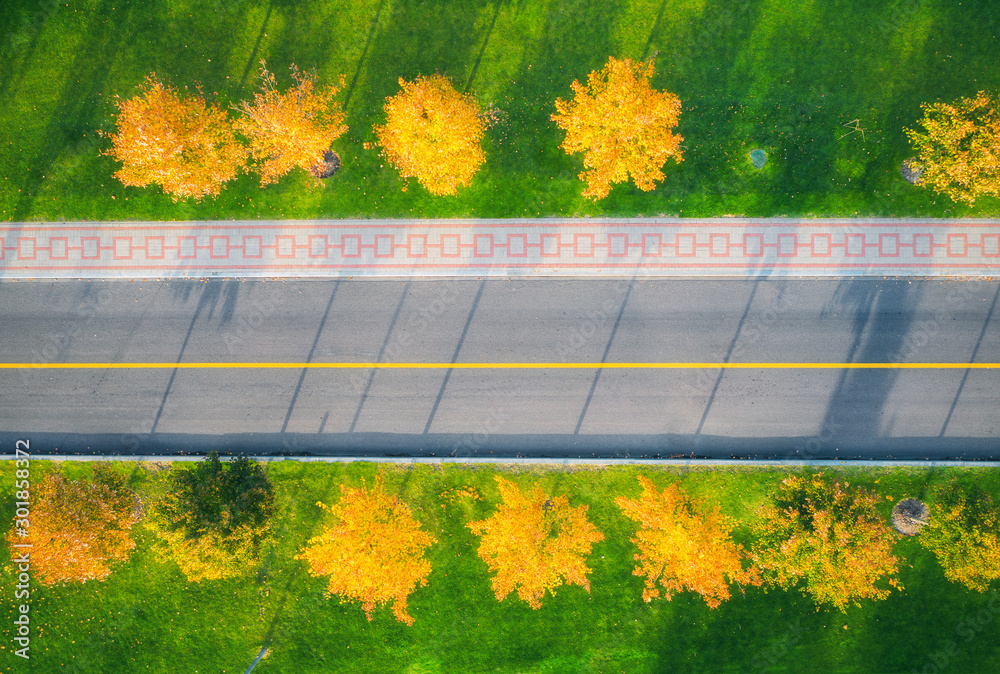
879,234,900,257
17,238,35,260
948,234,967,257
375,235,395,258
507,234,527,257
145,237,165,259
275,235,296,258
178,236,197,259
341,235,361,258
243,236,262,259
441,234,461,257
810,234,831,257
210,236,230,259
777,234,797,257
675,233,696,257
913,233,933,257
845,233,865,257
474,234,493,258
113,237,132,260
408,234,427,257
81,237,100,260
709,234,729,257
49,237,68,260
541,233,561,257
982,234,1000,257
575,234,595,257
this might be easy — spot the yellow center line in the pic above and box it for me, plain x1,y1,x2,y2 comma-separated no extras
1,362,996,369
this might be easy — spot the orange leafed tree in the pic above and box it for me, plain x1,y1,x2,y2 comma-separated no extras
373,74,487,196
235,62,348,186
467,477,605,609
297,477,437,626
921,482,1000,592
6,467,139,585
906,91,1000,205
551,55,683,199
104,74,246,200
615,477,760,608
750,474,901,611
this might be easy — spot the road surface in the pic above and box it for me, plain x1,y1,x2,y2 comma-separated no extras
0,277,997,459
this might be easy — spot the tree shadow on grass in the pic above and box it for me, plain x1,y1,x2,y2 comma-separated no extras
345,0,494,126
846,538,1000,673
640,0,1000,218
4,0,262,221
614,0,765,215
482,0,623,214
7,0,131,222
652,584,831,674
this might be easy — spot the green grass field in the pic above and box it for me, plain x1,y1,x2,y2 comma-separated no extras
2,460,1000,673
1,0,999,223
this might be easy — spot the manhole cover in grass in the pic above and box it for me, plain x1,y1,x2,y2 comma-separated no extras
892,498,929,536
311,150,341,179
901,157,922,185
750,149,767,169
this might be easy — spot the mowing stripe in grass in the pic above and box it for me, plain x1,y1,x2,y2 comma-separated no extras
1,361,998,369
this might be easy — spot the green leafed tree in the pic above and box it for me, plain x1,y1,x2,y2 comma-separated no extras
750,473,901,611
147,452,275,581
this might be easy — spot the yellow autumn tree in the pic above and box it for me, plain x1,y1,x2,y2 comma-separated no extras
5,467,139,585
551,55,683,199
906,91,1000,205
750,474,901,611
467,477,605,609
616,477,760,608
921,482,1000,592
297,477,436,626
373,74,487,196
235,62,348,185
104,74,246,200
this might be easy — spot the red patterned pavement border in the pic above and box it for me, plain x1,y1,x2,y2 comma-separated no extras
1,218,998,278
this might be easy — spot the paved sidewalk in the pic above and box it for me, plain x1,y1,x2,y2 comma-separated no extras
1,218,998,278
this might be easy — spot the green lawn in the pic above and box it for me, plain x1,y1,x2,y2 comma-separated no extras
1,0,999,222
2,460,1000,673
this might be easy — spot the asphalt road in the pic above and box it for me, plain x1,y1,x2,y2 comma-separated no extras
0,277,997,459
